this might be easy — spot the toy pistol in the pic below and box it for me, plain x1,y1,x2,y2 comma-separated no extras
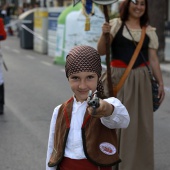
87,90,100,115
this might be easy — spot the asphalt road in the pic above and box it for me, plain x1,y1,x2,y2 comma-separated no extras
0,36,73,170
0,36,170,170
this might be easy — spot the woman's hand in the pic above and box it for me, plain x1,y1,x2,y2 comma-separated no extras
149,48,165,104
102,22,111,34
158,84,165,104
97,22,113,55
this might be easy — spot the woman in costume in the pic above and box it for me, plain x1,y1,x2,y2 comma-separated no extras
97,0,165,170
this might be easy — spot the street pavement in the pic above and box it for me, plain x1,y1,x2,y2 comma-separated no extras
0,35,170,170
161,37,170,73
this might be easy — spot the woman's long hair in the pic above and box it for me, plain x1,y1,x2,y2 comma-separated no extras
119,0,149,27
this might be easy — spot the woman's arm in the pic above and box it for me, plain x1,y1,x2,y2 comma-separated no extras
149,48,165,104
97,22,113,55
97,18,122,55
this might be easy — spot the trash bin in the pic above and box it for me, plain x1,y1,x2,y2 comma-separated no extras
20,19,33,49
19,9,35,49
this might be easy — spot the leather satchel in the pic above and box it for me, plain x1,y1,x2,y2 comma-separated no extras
125,24,160,112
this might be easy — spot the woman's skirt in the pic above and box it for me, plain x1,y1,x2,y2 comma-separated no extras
101,66,154,170
59,157,112,170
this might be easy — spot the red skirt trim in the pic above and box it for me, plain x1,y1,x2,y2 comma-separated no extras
110,59,149,68
59,157,112,170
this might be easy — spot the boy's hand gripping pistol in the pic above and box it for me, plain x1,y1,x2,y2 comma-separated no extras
87,90,100,115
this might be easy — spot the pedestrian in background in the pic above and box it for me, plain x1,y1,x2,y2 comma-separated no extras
97,0,165,170
0,3,13,36
46,45,130,170
0,14,7,115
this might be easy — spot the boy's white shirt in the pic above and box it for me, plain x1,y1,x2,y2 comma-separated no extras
46,96,130,170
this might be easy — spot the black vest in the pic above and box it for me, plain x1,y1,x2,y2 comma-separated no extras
111,23,150,68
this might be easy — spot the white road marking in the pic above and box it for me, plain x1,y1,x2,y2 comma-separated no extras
26,55,35,59
12,49,20,53
4,46,20,54
60,69,65,72
4,46,9,49
41,61,52,66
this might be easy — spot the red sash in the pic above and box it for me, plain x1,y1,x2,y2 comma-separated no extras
110,59,149,68
59,157,112,170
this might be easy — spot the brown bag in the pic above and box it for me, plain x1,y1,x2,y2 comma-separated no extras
113,26,146,97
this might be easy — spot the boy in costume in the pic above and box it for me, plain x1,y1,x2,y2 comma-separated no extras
46,45,130,170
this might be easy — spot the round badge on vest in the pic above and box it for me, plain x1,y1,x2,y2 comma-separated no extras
99,142,116,155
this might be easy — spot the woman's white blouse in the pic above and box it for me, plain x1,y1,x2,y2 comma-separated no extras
110,18,159,49
46,97,130,170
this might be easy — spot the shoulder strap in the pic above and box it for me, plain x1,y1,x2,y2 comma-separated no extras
113,26,146,97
